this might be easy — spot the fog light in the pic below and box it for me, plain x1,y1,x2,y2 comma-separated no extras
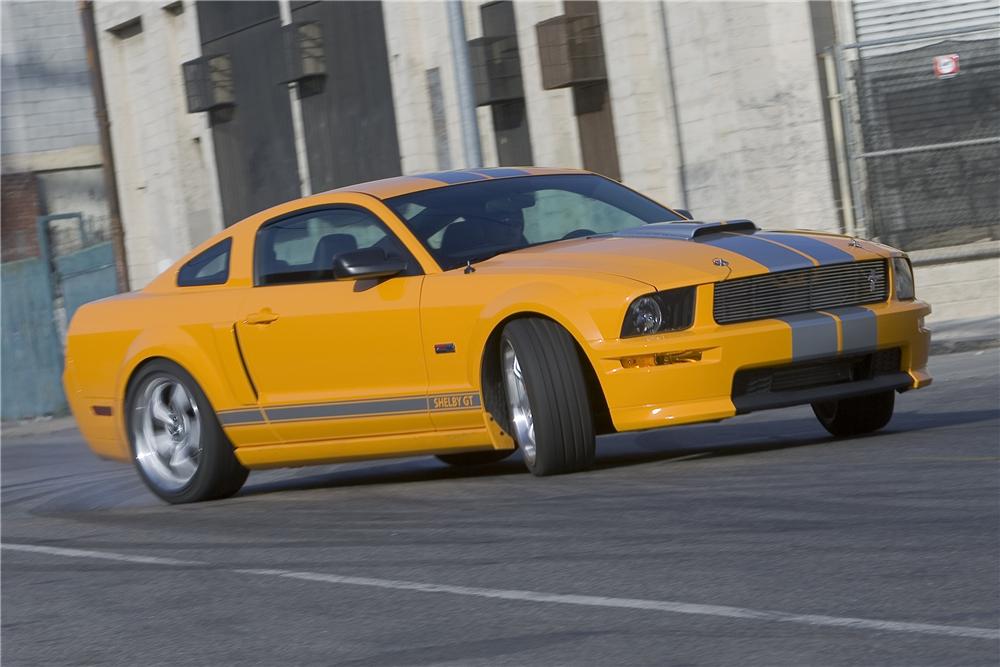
621,350,703,368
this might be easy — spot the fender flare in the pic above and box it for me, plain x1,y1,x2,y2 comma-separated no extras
116,326,244,443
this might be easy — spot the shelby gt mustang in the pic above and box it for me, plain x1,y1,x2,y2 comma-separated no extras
63,168,931,503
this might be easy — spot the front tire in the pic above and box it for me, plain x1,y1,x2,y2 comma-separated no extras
500,318,596,476
812,390,895,437
126,360,248,504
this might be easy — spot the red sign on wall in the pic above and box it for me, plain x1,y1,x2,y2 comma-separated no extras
933,54,960,79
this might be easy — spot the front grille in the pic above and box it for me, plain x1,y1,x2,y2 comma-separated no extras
714,260,888,324
733,348,902,398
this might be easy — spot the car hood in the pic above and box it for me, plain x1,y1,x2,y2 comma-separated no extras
480,223,893,291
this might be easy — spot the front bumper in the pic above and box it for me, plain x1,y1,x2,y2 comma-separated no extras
589,297,931,432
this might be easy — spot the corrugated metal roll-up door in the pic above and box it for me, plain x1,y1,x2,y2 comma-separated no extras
853,0,999,44
842,0,1000,251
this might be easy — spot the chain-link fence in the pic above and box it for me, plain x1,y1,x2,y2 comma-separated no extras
836,30,999,251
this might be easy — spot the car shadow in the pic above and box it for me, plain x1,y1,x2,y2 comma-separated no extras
236,407,998,499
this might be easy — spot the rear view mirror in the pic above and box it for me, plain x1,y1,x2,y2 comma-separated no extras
332,248,406,280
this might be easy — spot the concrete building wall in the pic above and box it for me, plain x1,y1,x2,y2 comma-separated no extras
513,1,583,170
93,1,224,288
915,255,1000,323
660,1,839,230
601,0,683,207
384,1,469,173
83,0,994,325
0,1,98,157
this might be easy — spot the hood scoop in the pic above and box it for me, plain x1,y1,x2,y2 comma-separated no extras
615,220,758,240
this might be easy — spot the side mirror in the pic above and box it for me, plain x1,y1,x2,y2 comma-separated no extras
332,248,406,280
674,209,693,220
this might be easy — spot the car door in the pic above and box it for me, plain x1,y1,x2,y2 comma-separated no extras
235,206,432,443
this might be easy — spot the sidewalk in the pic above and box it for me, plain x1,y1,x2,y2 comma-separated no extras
1,415,78,441
2,316,997,442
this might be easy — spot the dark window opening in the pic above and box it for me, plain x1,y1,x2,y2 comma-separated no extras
254,207,419,286
387,174,683,271
177,238,232,287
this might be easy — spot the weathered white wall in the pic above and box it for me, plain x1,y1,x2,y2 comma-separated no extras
513,1,583,170
602,0,684,207
656,1,839,230
383,0,582,173
94,1,224,288
913,249,1000,323
383,1,474,173
0,1,98,157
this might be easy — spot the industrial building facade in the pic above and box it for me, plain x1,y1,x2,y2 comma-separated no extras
85,0,997,296
92,0,857,287
1,0,997,419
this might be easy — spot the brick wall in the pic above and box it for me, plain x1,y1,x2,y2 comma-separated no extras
1,172,42,262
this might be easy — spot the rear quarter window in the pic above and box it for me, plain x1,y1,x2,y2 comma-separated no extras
177,238,232,287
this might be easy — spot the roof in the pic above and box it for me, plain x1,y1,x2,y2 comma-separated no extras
330,166,588,200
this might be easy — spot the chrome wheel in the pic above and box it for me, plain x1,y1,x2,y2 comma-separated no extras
502,340,536,465
132,375,201,492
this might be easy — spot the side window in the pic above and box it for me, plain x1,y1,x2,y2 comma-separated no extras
177,238,232,287
255,207,416,286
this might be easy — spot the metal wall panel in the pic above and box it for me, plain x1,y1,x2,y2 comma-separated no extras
1,259,66,420
197,0,280,44
198,1,300,225
481,1,534,167
291,1,402,191
565,0,619,180
853,0,999,44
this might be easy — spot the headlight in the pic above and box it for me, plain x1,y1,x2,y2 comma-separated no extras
622,287,696,337
892,256,915,300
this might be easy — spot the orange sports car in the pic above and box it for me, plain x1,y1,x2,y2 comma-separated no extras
63,168,931,503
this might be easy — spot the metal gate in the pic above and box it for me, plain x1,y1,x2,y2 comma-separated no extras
831,28,1000,251
1,258,66,420
0,213,119,420
41,213,118,332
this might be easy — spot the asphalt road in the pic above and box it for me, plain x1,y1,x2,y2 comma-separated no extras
3,349,998,666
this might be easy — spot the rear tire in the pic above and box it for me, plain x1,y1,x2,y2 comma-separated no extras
435,450,513,467
812,390,895,437
126,360,248,504
500,318,596,476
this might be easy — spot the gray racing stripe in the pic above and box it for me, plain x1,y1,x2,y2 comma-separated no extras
418,170,488,184
467,168,530,178
756,232,855,266
218,409,266,426
778,312,839,361
829,306,877,354
701,233,814,272
267,396,430,422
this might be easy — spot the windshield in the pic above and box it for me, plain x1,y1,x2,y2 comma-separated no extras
385,174,684,270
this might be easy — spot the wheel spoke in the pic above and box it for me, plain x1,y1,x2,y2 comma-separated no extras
169,445,197,478
150,386,173,426
133,374,204,492
153,431,174,458
502,341,536,463
169,384,192,416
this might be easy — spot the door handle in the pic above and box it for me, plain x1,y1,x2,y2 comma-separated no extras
244,309,279,325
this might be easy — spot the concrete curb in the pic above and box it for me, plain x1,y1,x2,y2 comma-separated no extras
930,337,1000,356
1,416,78,441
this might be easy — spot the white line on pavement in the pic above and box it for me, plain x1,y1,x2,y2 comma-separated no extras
2,542,204,567
4,542,997,641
